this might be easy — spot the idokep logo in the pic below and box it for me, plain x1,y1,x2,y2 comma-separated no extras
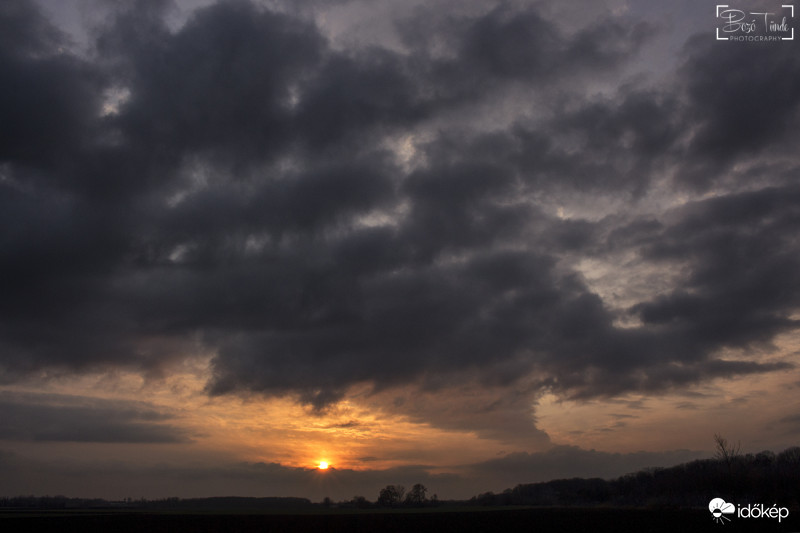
708,497,790,525
716,4,795,41
709,498,736,524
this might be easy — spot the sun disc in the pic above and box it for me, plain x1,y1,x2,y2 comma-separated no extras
318,461,329,470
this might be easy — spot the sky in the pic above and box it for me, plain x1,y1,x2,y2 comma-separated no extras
1,0,800,502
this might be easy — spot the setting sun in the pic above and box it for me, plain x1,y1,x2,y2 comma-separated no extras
318,461,329,470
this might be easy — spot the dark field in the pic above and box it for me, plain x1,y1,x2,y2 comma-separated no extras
3,507,799,533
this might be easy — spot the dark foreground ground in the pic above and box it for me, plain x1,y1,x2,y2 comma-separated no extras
2,507,799,533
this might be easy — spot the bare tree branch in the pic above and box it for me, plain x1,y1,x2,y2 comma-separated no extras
714,433,741,466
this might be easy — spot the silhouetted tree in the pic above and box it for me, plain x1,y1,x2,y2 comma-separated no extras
351,495,371,509
714,433,741,466
776,446,800,505
472,491,497,506
377,485,405,507
714,433,742,496
405,483,428,506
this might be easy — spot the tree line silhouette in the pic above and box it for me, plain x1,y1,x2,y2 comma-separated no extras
469,443,800,508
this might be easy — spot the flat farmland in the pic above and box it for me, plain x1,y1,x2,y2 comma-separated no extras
2,507,799,533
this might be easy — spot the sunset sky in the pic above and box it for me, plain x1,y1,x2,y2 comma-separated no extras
2,0,800,502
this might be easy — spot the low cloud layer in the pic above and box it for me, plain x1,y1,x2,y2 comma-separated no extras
1,0,799,442
0,392,189,443
0,443,705,501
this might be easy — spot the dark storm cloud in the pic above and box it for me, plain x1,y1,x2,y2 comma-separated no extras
1,0,799,423
458,7,650,80
0,1,103,166
544,88,682,193
681,36,800,164
0,392,188,443
97,0,324,163
633,186,800,351
398,3,651,93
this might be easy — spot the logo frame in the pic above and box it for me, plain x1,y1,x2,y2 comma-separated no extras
716,4,794,40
